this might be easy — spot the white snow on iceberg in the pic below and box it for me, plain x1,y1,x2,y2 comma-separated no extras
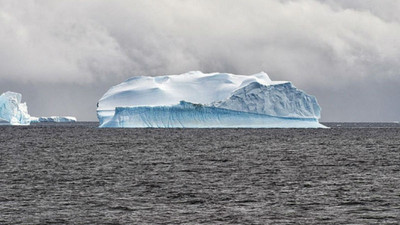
0,91,31,125
97,71,325,128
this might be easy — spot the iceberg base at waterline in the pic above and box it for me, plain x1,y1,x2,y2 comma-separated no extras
101,101,326,128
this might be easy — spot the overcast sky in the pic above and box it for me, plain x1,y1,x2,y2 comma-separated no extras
1,0,399,122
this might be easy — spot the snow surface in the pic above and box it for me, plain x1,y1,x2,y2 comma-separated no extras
0,91,31,125
97,71,324,128
30,116,77,123
98,71,281,109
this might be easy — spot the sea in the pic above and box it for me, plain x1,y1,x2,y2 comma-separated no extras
1,122,399,224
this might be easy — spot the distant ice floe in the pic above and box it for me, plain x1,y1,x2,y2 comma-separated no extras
30,116,77,123
97,71,326,128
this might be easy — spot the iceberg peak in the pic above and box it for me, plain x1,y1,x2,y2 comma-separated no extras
253,71,271,81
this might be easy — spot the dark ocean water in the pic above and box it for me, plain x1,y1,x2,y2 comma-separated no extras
1,122,400,224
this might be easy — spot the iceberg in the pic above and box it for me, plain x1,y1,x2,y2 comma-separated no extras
97,71,326,128
0,91,31,125
0,91,77,125
30,116,77,123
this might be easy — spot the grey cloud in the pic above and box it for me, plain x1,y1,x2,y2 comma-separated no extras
319,0,400,23
0,0,399,121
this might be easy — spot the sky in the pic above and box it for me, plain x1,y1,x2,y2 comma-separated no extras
0,0,399,122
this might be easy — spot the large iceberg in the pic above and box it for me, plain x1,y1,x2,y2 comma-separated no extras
0,91,31,125
97,71,325,128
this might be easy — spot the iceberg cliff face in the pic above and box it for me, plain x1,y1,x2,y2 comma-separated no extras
0,91,31,125
101,101,325,128
97,71,325,128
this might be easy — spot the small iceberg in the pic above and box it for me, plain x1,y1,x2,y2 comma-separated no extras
0,91,77,125
0,91,31,125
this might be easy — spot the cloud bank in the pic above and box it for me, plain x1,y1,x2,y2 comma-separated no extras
0,0,399,121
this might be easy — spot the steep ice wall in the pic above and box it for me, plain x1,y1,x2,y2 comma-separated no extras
211,82,321,119
0,91,31,125
101,101,325,128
